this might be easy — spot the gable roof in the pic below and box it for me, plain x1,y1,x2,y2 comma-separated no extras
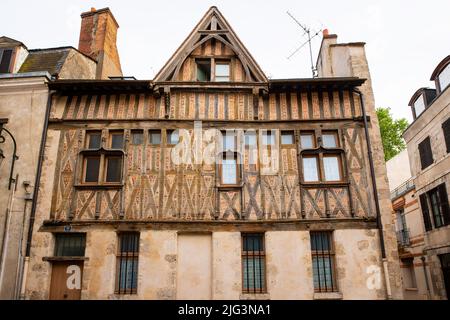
154,6,267,83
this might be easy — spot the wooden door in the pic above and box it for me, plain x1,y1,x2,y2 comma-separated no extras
49,261,83,300
176,234,212,300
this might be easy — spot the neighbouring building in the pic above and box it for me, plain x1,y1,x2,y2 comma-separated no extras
0,7,123,299
403,55,450,300
386,150,431,299
23,6,402,300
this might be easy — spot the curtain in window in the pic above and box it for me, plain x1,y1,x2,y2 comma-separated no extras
323,156,341,181
222,159,237,184
303,157,319,182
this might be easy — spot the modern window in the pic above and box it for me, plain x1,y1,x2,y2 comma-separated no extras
131,130,144,145
0,48,13,74
420,184,450,231
438,63,450,92
116,233,140,295
196,59,211,81
220,153,240,186
310,232,338,293
81,131,124,186
242,234,266,294
418,137,433,170
167,130,180,145
443,118,450,153
281,131,295,145
300,131,344,184
215,61,230,82
54,234,86,257
149,130,161,146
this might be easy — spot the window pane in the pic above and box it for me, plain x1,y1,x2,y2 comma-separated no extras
54,234,86,257
119,233,140,253
243,234,264,251
85,157,100,182
118,258,138,290
87,132,101,149
0,49,13,73
149,131,161,145
106,157,122,183
245,132,257,147
281,131,294,145
310,232,331,251
215,63,230,82
222,132,236,151
301,134,315,149
111,133,124,149
322,133,338,148
414,96,426,117
131,131,143,145
303,156,319,182
168,130,179,145
196,59,211,81
430,190,443,228
263,131,275,145
242,257,265,291
439,64,450,92
222,158,237,184
323,156,341,181
312,256,334,291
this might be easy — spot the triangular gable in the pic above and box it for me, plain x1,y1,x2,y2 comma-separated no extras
154,6,267,82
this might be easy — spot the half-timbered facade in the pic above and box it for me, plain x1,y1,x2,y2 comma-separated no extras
24,7,402,300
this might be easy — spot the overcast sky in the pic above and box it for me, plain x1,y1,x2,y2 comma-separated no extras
2,0,450,122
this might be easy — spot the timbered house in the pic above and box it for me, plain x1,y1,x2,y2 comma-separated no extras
23,7,403,300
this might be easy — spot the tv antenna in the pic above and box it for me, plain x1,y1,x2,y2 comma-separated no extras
286,11,322,78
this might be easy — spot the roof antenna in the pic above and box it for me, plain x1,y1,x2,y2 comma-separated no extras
286,11,322,78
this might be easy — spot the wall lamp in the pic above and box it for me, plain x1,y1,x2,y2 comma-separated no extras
0,118,19,190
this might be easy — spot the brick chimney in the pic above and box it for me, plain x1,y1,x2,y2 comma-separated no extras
78,7,123,79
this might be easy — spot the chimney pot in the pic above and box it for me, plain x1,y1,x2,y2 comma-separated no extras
323,29,329,36
91,7,96,12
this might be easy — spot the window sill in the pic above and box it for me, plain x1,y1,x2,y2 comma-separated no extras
74,184,124,190
313,292,343,300
405,288,419,292
43,256,89,262
240,293,270,300
301,182,350,188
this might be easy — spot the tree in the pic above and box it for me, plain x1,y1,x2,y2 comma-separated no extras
376,107,409,162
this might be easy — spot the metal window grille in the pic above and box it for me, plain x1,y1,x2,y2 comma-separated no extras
54,234,86,257
115,233,139,294
242,234,266,294
310,232,338,293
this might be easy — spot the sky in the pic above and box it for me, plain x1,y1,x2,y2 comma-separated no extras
2,0,450,122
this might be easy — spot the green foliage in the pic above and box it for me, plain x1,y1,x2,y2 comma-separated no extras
376,107,409,161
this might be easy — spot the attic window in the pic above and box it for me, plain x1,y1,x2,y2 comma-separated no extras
215,61,230,82
438,63,450,93
196,59,211,81
413,95,426,118
0,49,13,74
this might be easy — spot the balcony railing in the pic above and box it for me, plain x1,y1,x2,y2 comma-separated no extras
396,229,411,247
391,178,415,200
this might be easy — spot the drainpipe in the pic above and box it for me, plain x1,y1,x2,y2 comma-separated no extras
353,88,392,300
20,90,54,298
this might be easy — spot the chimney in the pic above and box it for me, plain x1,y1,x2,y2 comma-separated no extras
78,7,123,79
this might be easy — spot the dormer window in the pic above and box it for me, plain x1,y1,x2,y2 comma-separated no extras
437,63,450,93
413,95,426,118
0,48,13,74
215,61,230,82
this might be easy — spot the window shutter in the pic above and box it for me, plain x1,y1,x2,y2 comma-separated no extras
0,49,13,73
419,194,433,231
438,184,450,226
418,137,433,170
443,118,450,153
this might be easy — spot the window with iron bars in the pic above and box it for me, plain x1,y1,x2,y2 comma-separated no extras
115,233,140,295
241,233,266,294
54,233,86,257
310,231,338,293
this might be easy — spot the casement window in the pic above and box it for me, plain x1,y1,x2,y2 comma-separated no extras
196,58,231,82
80,131,124,186
420,184,450,231
0,48,13,74
219,153,240,186
443,118,450,153
149,130,161,146
215,61,230,82
167,130,180,145
310,232,338,293
221,131,237,151
300,131,344,184
131,130,144,145
54,234,86,257
262,130,276,146
244,130,257,148
281,131,295,145
418,137,433,170
115,233,139,295
242,234,266,294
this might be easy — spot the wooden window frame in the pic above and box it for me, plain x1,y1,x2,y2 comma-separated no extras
104,156,123,185
109,130,124,150
418,137,434,170
241,233,267,294
221,130,238,152
149,129,162,146
214,60,231,82
218,152,241,187
82,155,102,185
321,131,340,148
115,232,140,295
244,130,257,149
85,130,102,149
54,233,86,257
310,231,338,293
322,154,344,183
130,130,144,145
281,130,295,147
300,131,316,149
